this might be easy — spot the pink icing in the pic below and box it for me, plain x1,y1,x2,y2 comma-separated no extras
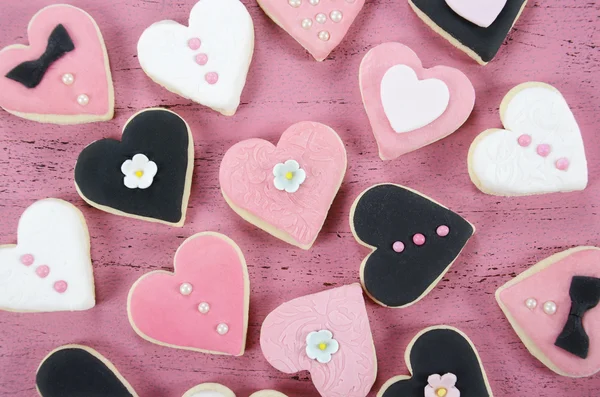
195,53,208,66
257,0,366,61
537,144,551,157
393,241,405,253
20,254,34,266
35,265,50,278
260,284,377,397
53,281,68,293
436,225,450,237
188,38,201,50
360,43,475,160
556,158,570,171
445,0,508,28
219,121,347,248
0,5,112,117
498,248,600,377
518,134,532,147
205,72,219,84
128,234,248,356
413,233,426,246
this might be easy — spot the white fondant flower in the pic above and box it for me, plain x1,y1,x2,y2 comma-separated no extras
121,154,158,189
273,160,306,193
425,373,460,397
305,330,339,364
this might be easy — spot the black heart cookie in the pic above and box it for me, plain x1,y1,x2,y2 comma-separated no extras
378,326,493,397
74,108,194,226
36,345,138,397
409,0,527,65
351,184,474,308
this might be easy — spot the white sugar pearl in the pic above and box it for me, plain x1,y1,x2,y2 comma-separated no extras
318,31,330,41
330,10,343,22
217,323,229,335
301,18,313,29
179,282,193,295
62,73,74,85
543,301,557,315
77,94,89,106
309,0,320,4
288,0,301,7
316,13,327,24
525,298,537,310
198,302,210,314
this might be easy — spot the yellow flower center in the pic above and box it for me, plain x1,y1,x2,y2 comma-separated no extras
436,388,448,397
285,171,294,180
135,170,144,178
318,343,328,351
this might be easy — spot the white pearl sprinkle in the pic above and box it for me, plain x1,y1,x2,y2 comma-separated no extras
288,0,301,7
543,301,557,315
316,13,327,24
198,302,210,314
330,10,343,23
525,298,537,310
179,282,193,296
301,18,313,30
77,94,89,106
62,73,74,85
217,323,229,335
318,31,330,41
309,0,320,4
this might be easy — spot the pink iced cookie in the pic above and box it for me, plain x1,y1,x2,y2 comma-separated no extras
445,0,507,28
220,121,347,250
127,232,249,356
260,284,377,397
359,43,475,160
496,247,600,377
257,0,365,62
0,4,113,124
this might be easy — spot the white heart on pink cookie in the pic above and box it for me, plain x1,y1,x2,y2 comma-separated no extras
445,0,508,28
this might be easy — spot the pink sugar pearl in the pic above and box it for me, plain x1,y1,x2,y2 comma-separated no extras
195,53,208,65
436,225,450,237
35,265,50,278
54,280,68,293
537,144,551,157
556,158,570,171
517,134,532,147
205,72,219,85
20,254,34,266
392,241,405,253
413,233,426,246
188,38,201,50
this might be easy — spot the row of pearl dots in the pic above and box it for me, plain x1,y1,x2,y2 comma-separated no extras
179,282,229,335
517,135,570,171
187,38,219,85
525,298,557,315
392,225,450,253
289,0,355,41
20,254,68,293
61,73,90,107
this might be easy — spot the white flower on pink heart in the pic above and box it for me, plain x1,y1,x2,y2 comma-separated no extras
424,373,460,397
273,160,306,193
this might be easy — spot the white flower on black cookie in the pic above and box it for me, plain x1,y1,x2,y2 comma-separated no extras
425,373,460,397
305,330,339,363
121,154,158,189
273,160,306,193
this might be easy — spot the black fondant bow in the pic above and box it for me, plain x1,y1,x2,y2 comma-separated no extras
5,24,75,88
554,276,600,359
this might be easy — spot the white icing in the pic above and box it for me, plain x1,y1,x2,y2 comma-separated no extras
137,0,254,115
380,64,450,133
188,392,227,397
470,85,588,195
0,199,95,312
121,154,158,189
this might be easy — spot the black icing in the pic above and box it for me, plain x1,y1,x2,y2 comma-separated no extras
354,184,474,307
381,328,491,397
6,24,74,88
36,347,135,397
410,0,527,63
555,276,600,359
74,109,191,224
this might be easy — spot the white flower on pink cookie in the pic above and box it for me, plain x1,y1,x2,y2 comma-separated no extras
305,330,339,364
425,373,460,397
273,160,306,193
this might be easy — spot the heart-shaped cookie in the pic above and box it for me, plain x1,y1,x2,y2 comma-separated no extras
0,4,113,124
496,247,600,378
260,284,377,397
128,232,249,356
74,108,194,226
0,199,95,313
378,326,493,397
220,121,347,250
409,0,527,65
36,345,138,397
360,43,474,160
257,0,365,62
468,82,588,196
137,0,254,116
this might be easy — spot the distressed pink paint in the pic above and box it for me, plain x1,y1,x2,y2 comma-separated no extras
0,1,599,397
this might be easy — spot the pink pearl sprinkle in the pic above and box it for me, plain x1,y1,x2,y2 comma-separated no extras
54,280,68,293
556,158,570,171
195,53,208,66
413,233,426,246
205,72,219,85
436,225,450,237
392,241,405,253
36,265,50,278
536,144,551,157
20,254,34,266
188,38,201,50
517,134,532,147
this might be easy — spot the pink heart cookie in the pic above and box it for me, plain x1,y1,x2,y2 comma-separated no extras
360,43,475,160
260,284,377,397
445,0,508,28
0,5,113,124
257,0,366,62
220,121,347,250
127,232,249,356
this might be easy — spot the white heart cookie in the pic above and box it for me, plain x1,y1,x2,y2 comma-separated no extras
381,64,450,133
468,82,588,196
0,199,95,312
137,0,254,116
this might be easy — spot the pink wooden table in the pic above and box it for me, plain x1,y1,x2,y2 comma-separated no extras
1,0,599,396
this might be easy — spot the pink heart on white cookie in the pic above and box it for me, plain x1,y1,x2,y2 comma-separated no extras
360,43,475,160
445,0,508,28
127,232,249,356
220,121,347,250
257,0,365,61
